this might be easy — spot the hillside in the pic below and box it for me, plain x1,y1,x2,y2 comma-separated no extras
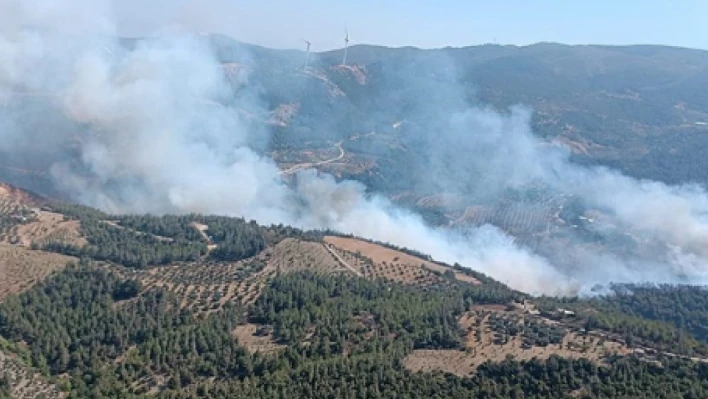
247,40,708,186
3,183,708,398
4,40,708,194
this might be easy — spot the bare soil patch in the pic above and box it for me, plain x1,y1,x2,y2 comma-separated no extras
232,323,285,355
403,350,475,376
0,183,44,207
190,221,217,251
333,64,369,85
268,102,300,127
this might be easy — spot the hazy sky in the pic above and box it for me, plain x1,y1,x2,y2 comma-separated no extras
112,0,708,51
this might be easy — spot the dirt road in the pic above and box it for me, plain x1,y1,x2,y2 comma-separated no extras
323,243,363,277
278,142,344,176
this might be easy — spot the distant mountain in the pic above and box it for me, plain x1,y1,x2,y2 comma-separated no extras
3,37,708,195
214,39,708,186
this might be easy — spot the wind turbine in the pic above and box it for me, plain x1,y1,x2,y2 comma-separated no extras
303,39,312,69
342,28,350,66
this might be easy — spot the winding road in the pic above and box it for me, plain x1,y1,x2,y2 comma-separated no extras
278,142,345,176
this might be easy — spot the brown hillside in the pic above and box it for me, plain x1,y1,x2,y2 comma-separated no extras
0,244,75,302
0,182,46,207
324,236,480,285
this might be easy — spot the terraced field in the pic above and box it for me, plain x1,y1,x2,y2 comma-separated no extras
328,245,447,286
5,211,85,248
454,203,560,233
0,244,75,302
114,258,274,312
109,235,486,314
113,238,355,312
324,235,481,285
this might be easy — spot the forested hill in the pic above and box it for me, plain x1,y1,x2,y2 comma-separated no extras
3,184,708,397
4,40,708,198
224,38,708,186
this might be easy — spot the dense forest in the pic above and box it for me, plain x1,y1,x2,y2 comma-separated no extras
2,259,708,398
41,203,318,267
539,284,708,356
592,284,708,342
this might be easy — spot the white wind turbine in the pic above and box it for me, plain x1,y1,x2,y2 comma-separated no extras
303,39,312,69
342,28,350,66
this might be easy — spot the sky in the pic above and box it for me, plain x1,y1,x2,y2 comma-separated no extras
114,0,708,51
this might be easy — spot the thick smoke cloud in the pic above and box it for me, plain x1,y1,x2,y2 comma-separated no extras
413,101,708,289
2,0,708,295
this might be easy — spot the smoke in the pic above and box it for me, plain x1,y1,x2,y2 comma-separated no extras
421,104,708,290
2,0,708,296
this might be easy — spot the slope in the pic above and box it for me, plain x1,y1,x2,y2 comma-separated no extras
2,182,708,397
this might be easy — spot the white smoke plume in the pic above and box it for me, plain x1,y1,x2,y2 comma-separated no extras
2,0,708,295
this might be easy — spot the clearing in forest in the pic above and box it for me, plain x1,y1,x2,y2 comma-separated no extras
232,323,286,355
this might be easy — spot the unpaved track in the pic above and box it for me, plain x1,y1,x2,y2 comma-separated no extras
324,243,363,277
279,142,344,176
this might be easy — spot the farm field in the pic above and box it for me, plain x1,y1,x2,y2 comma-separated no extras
324,235,480,285
0,244,74,302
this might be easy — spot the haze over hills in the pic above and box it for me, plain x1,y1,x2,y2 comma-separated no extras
271,40,708,186
7,38,708,190
4,31,708,293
